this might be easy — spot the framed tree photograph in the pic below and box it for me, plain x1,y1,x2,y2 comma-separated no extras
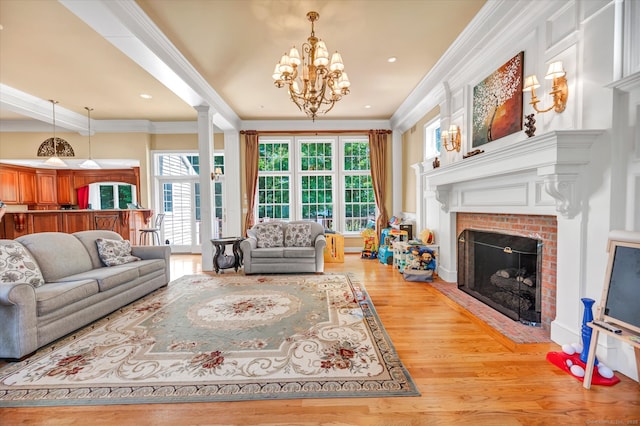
472,51,524,147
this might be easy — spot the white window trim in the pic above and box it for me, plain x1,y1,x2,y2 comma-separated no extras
424,118,441,161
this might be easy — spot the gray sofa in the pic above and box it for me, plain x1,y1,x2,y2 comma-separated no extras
0,230,170,359
241,220,326,274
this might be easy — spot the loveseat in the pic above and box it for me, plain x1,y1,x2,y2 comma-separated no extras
0,230,170,359
241,220,326,274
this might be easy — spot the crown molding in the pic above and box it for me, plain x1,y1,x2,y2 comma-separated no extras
390,0,566,134
240,119,391,133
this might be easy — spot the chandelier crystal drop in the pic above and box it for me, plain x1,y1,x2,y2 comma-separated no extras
272,11,350,121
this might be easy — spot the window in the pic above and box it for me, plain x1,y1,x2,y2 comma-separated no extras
154,151,225,246
213,154,225,235
258,139,291,220
299,139,334,225
255,136,376,234
87,182,137,210
424,119,441,160
343,139,376,231
163,183,173,213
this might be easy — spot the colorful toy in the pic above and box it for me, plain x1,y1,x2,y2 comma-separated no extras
419,228,435,244
402,246,437,282
378,228,408,265
360,227,378,259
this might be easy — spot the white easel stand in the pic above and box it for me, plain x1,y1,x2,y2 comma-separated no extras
583,322,640,389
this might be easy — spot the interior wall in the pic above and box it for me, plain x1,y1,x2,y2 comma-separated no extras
401,107,439,214
150,133,197,150
0,131,151,205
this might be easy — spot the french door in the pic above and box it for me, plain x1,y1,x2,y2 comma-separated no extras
158,178,201,253
153,152,225,253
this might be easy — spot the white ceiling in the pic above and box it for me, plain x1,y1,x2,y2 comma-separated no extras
0,0,486,130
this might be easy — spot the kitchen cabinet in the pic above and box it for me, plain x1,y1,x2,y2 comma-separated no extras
18,171,37,204
0,169,19,203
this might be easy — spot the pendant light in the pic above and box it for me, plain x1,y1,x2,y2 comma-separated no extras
80,107,100,169
43,100,67,167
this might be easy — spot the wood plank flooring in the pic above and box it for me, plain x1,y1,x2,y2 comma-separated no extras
2,254,639,425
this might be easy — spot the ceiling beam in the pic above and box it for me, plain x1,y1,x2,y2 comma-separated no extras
59,0,241,131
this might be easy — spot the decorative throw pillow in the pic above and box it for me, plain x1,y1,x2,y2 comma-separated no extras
254,223,284,248
284,223,313,247
0,240,45,287
96,238,141,267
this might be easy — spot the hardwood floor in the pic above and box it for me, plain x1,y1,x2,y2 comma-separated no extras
2,254,639,425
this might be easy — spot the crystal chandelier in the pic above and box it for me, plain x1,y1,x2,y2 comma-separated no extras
272,11,350,121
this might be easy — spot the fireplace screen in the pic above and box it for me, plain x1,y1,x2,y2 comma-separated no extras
458,229,542,325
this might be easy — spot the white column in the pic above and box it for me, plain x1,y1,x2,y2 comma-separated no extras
410,162,425,231
550,215,587,345
391,130,402,216
195,105,215,272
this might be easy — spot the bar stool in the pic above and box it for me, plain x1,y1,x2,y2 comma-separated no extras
139,213,165,245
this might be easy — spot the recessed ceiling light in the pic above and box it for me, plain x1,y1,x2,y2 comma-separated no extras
140,94,153,99
387,57,397,63
364,105,372,109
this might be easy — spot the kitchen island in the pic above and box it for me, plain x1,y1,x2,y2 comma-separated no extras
0,209,153,244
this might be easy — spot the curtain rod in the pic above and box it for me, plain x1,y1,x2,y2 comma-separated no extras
240,129,391,136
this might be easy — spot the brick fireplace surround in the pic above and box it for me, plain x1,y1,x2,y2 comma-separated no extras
456,213,557,332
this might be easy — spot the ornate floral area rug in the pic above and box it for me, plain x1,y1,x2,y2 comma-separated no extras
0,273,419,406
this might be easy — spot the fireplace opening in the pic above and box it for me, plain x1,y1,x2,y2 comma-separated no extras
457,229,542,326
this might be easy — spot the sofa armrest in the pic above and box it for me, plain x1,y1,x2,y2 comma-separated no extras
240,237,258,253
314,234,327,249
0,282,38,359
131,245,171,282
240,237,258,274
314,234,327,273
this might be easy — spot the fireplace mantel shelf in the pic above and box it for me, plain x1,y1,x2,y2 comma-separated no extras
422,130,604,218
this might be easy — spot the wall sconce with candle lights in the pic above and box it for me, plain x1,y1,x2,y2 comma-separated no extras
522,61,568,113
211,167,224,181
441,124,461,152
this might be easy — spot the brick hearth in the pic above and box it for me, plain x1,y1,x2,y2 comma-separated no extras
456,213,558,332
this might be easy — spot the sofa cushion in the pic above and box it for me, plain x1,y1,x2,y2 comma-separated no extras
17,232,93,282
250,247,285,258
254,223,284,248
283,247,317,258
58,265,140,292
136,259,166,276
0,240,45,288
96,238,141,266
35,279,100,316
284,223,313,247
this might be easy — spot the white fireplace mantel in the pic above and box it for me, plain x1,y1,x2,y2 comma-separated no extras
422,130,604,219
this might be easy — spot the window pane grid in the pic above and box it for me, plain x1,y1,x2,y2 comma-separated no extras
301,141,333,171
344,141,370,171
301,175,333,228
258,175,290,220
344,175,376,232
259,142,289,172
